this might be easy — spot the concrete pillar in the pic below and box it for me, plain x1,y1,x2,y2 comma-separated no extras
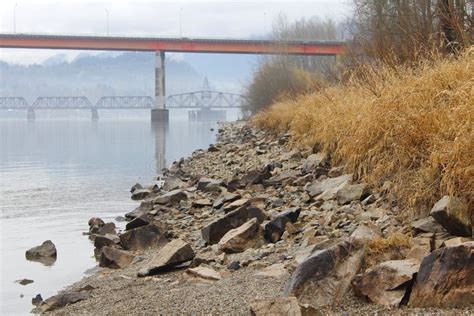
91,108,99,120
151,51,169,122
27,108,35,120
151,122,167,174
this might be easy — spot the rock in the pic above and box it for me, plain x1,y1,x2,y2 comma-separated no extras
411,216,447,234
240,168,272,186
218,218,260,253
264,208,301,243
192,198,213,208
223,198,250,213
131,188,152,200
130,182,143,193
154,189,187,205
32,294,43,306
406,246,431,263
442,236,472,247
93,234,120,249
137,239,195,277
302,153,328,174
201,206,267,244
409,242,473,308
97,222,116,235
305,174,352,198
186,266,221,281
36,292,90,313
213,192,240,209
88,217,105,230
197,177,224,192
119,224,167,251
16,278,34,285
25,240,57,265
249,297,302,316
263,170,298,187
125,200,154,219
99,247,136,269
208,144,219,152
284,241,364,308
227,261,241,270
352,259,420,307
162,176,184,191
328,166,344,177
430,196,471,237
336,183,369,205
350,223,382,245
125,213,152,231
256,263,288,278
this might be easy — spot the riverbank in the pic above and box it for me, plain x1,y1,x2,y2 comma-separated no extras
36,122,472,315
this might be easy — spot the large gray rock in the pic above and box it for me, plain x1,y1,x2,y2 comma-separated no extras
304,174,352,199
162,176,184,191
430,196,471,237
409,242,474,308
119,224,167,251
218,218,260,253
352,259,420,307
154,189,187,205
213,192,241,209
131,188,152,201
25,240,57,265
284,241,364,308
263,170,298,187
264,208,301,243
93,234,120,249
197,177,225,192
99,246,136,269
125,199,154,219
411,216,447,234
336,183,369,205
201,206,267,244
240,168,271,186
137,239,195,277
125,213,152,231
36,292,90,313
302,153,328,174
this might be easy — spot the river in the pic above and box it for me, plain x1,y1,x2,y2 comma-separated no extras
0,110,228,315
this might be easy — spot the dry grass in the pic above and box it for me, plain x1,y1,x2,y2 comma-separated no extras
253,49,474,217
365,233,412,267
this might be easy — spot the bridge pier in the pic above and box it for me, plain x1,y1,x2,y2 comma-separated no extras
151,51,169,122
27,108,35,120
91,108,99,120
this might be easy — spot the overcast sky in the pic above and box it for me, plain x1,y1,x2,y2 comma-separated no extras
0,0,351,64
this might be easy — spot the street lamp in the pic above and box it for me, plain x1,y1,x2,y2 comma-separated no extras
105,9,110,36
180,8,183,38
14,3,18,33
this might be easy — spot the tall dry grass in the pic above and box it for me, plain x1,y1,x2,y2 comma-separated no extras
253,49,473,216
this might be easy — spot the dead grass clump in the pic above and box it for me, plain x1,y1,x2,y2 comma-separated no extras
253,49,474,216
365,233,412,268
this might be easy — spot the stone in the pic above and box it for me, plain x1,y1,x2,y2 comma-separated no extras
131,188,152,201
336,183,369,205
263,170,298,187
328,166,344,178
197,177,224,192
125,200,154,219
352,259,420,307
36,292,90,313
218,218,260,253
25,240,57,265
201,206,267,244
99,247,136,269
430,196,471,237
162,176,184,191
125,213,153,231
93,234,120,249
97,222,116,235
16,278,34,285
119,224,167,251
186,266,221,281
192,198,213,208
409,242,474,308
213,192,240,209
223,198,250,213
305,174,352,198
130,182,143,193
88,217,105,230
227,261,241,270
241,168,271,186
284,241,364,308
406,246,430,263
154,189,187,205
256,263,288,278
350,224,382,245
137,239,195,277
32,294,43,306
249,297,302,316
264,208,301,243
302,153,328,174
411,216,447,234
442,236,472,247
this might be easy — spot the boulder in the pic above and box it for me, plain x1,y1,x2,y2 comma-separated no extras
352,259,420,307
240,168,272,186
284,241,364,308
213,192,241,209
119,224,167,251
192,198,213,208
201,206,267,244
137,239,195,277
411,216,446,234
442,236,472,247
97,222,116,235
25,240,57,265
263,170,298,187
162,176,184,191
304,174,352,198
88,217,105,230
186,266,221,281
36,292,90,313
302,153,328,174
125,199,154,219
16,278,34,285
223,198,250,213
32,294,43,306
336,183,369,205
264,208,301,243
154,189,187,205
406,246,430,263
125,213,152,231
131,188,152,201
249,297,302,316
197,177,225,192
409,242,474,308
93,234,120,249
99,247,136,269
218,218,260,253
430,196,471,237
350,224,382,245
130,182,143,193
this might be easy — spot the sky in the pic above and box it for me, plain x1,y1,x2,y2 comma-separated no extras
0,0,351,64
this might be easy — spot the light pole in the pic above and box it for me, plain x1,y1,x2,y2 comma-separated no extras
14,3,18,33
180,8,183,38
105,9,110,36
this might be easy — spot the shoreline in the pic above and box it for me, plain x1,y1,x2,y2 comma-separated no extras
35,121,471,315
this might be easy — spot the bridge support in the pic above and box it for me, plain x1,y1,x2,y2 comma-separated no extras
91,108,99,120
151,51,169,122
27,108,35,120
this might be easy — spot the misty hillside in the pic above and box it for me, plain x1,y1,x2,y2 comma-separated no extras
0,52,257,103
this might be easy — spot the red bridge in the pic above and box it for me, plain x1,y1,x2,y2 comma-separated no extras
0,34,346,121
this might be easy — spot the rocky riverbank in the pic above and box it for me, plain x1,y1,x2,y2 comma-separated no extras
34,122,472,315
